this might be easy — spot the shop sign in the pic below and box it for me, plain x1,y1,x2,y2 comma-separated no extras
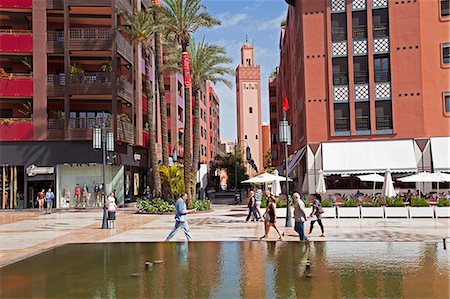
26,164,54,176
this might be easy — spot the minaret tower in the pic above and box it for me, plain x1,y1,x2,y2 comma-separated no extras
236,41,263,173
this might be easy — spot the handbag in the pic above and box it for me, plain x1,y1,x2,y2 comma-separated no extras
263,213,270,221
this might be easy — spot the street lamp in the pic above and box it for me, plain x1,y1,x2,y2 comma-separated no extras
93,113,114,229
279,112,292,227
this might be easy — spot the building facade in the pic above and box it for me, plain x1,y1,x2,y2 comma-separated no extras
0,0,220,209
271,0,450,194
236,42,263,174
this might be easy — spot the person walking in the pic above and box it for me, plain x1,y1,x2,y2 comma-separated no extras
37,189,45,212
165,192,193,242
293,192,308,241
107,192,117,229
254,187,263,221
245,190,260,222
261,191,284,241
308,194,325,237
45,188,55,214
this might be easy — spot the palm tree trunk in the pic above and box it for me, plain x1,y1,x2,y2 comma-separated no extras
182,46,192,203
145,50,161,193
154,10,169,166
192,87,201,200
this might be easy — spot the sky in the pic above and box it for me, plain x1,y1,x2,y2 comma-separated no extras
194,0,288,142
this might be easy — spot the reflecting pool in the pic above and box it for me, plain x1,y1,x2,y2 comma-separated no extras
0,242,448,298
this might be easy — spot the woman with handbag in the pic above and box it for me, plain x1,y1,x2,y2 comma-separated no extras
261,191,284,241
308,194,325,237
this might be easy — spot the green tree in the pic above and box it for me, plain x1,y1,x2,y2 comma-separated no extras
188,37,233,195
211,149,248,191
159,165,185,203
160,0,220,201
264,149,276,173
118,8,161,193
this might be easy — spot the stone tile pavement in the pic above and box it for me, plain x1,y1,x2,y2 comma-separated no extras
0,204,448,267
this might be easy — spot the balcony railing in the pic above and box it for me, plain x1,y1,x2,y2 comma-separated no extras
70,73,112,95
354,71,368,84
376,115,392,130
116,31,133,63
47,31,64,53
373,24,389,38
67,0,112,6
331,27,346,42
333,72,348,85
0,118,33,141
117,77,134,104
0,74,33,97
0,0,32,8
374,70,390,82
117,120,134,144
335,117,350,131
117,0,132,13
47,118,113,140
356,116,370,131
0,30,32,53
352,25,367,40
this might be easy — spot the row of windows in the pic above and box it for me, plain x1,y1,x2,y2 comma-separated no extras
244,134,258,140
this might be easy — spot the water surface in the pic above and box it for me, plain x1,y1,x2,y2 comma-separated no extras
0,241,448,298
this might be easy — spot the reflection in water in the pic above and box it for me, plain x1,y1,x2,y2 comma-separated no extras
0,242,448,298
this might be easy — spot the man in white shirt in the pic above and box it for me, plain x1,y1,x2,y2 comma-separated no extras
293,192,308,241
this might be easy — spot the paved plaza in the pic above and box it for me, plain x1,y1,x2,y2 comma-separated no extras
0,204,449,267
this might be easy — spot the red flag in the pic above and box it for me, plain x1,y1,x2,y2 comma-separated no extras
283,92,289,112
182,52,191,88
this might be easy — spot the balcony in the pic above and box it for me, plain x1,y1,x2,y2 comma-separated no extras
0,74,33,97
333,72,348,85
117,77,133,104
354,71,368,84
373,24,389,38
376,115,392,131
0,119,33,141
70,73,112,95
65,0,132,12
331,27,346,42
47,31,64,53
116,31,133,64
0,0,32,8
335,117,350,132
47,74,65,97
352,26,367,40
356,116,370,131
0,30,32,53
47,117,113,140
374,70,390,83
117,120,134,144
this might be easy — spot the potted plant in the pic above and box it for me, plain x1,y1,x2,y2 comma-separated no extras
337,197,360,218
319,199,336,218
360,198,384,218
409,197,434,218
384,197,408,218
18,101,32,118
436,198,450,218
69,63,84,82
100,60,112,73
21,57,32,75
117,113,131,123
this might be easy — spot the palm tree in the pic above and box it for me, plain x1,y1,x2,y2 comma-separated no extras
118,9,161,193
188,38,233,196
160,0,220,199
152,1,169,166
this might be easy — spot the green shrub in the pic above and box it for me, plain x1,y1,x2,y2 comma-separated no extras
303,199,311,208
136,198,175,213
190,200,211,212
260,196,287,208
340,198,358,207
411,198,429,207
320,200,333,207
438,198,450,207
386,198,405,207
361,201,380,207
260,196,267,208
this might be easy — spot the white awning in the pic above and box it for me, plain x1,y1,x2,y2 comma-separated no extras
322,140,417,175
430,137,450,172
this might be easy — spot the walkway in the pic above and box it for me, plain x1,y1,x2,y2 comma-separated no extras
0,204,448,267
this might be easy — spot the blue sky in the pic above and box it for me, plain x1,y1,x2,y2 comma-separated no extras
194,0,288,141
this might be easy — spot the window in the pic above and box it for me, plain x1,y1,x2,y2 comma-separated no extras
375,101,393,131
166,106,171,117
352,11,367,40
255,135,258,139
355,102,370,131
374,55,390,82
249,107,253,113
442,43,450,65
354,56,368,84
332,57,348,85
334,103,350,132
246,58,251,66
331,13,347,42
441,0,450,17
444,92,450,114
245,135,247,140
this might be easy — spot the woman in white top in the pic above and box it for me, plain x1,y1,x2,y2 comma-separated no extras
107,192,117,228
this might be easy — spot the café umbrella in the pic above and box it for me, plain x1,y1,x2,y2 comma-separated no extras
381,169,397,198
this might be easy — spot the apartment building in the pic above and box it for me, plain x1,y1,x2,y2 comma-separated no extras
271,0,450,194
0,0,221,209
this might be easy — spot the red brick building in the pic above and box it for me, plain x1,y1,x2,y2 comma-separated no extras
271,0,450,194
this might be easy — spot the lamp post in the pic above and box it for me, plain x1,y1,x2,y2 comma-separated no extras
279,111,292,227
93,113,114,229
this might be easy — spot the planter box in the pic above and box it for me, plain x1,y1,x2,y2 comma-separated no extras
337,207,360,218
361,207,384,218
435,207,450,218
321,207,336,218
384,207,409,218
409,207,434,218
